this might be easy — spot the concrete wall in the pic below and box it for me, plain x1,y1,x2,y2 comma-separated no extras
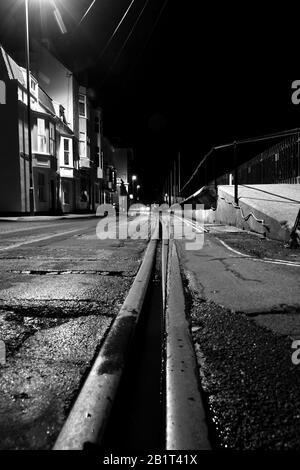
202,187,293,241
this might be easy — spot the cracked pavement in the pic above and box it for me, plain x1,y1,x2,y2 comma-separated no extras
0,217,148,449
176,226,300,449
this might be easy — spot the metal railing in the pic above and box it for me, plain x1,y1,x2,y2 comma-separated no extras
178,129,300,204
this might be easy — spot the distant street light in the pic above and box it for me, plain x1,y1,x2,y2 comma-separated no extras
136,184,140,201
132,175,137,202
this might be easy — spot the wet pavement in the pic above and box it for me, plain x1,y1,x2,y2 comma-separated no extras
0,217,148,449
176,227,300,449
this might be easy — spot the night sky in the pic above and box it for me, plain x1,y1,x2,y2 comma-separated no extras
0,0,299,201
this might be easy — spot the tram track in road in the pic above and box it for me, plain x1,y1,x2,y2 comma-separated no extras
53,219,211,451
28,215,300,451
0,216,211,450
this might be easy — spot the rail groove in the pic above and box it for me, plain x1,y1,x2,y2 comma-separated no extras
53,220,210,451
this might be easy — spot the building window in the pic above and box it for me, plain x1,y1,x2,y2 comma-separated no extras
49,123,55,155
63,138,70,165
37,118,47,153
79,132,86,157
19,118,24,154
79,93,86,117
18,87,23,103
38,172,46,202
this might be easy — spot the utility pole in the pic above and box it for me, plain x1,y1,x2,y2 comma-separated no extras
178,151,181,195
233,141,238,205
169,167,172,205
173,158,176,203
25,0,34,215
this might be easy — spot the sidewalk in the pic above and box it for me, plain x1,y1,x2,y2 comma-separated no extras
0,213,97,222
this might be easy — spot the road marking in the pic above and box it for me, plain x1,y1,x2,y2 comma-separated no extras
0,229,81,252
217,238,300,267
0,222,75,236
173,215,205,234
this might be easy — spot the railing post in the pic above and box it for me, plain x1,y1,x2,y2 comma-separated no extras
234,141,238,205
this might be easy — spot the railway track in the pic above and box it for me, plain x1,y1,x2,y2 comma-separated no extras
53,218,211,451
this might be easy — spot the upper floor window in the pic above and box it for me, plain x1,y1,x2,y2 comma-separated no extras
78,93,86,117
18,87,23,103
60,137,72,167
79,131,86,157
31,79,36,92
49,123,55,155
37,118,48,153
30,78,38,101
63,138,70,165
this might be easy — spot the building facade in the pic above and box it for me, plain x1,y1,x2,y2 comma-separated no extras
0,46,60,214
0,44,108,215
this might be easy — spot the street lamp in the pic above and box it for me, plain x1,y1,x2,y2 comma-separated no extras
136,184,140,201
24,0,68,216
132,175,137,202
25,0,34,215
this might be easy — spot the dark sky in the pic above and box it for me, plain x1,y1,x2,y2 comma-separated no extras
0,0,299,200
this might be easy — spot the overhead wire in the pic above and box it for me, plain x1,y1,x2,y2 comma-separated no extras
127,0,168,78
78,0,97,25
99,0,151,87
96,0,136,64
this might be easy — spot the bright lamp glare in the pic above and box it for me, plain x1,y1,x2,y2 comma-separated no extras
53,7,67,34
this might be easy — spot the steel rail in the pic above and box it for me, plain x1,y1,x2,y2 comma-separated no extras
54,215,211,451
53,220,159,450
165,239,211,450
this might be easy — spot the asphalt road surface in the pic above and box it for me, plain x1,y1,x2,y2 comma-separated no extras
176,225,300,449
0,216,148,450
1,215,300,450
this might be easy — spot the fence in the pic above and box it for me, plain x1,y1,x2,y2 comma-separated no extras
215,134,300,186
